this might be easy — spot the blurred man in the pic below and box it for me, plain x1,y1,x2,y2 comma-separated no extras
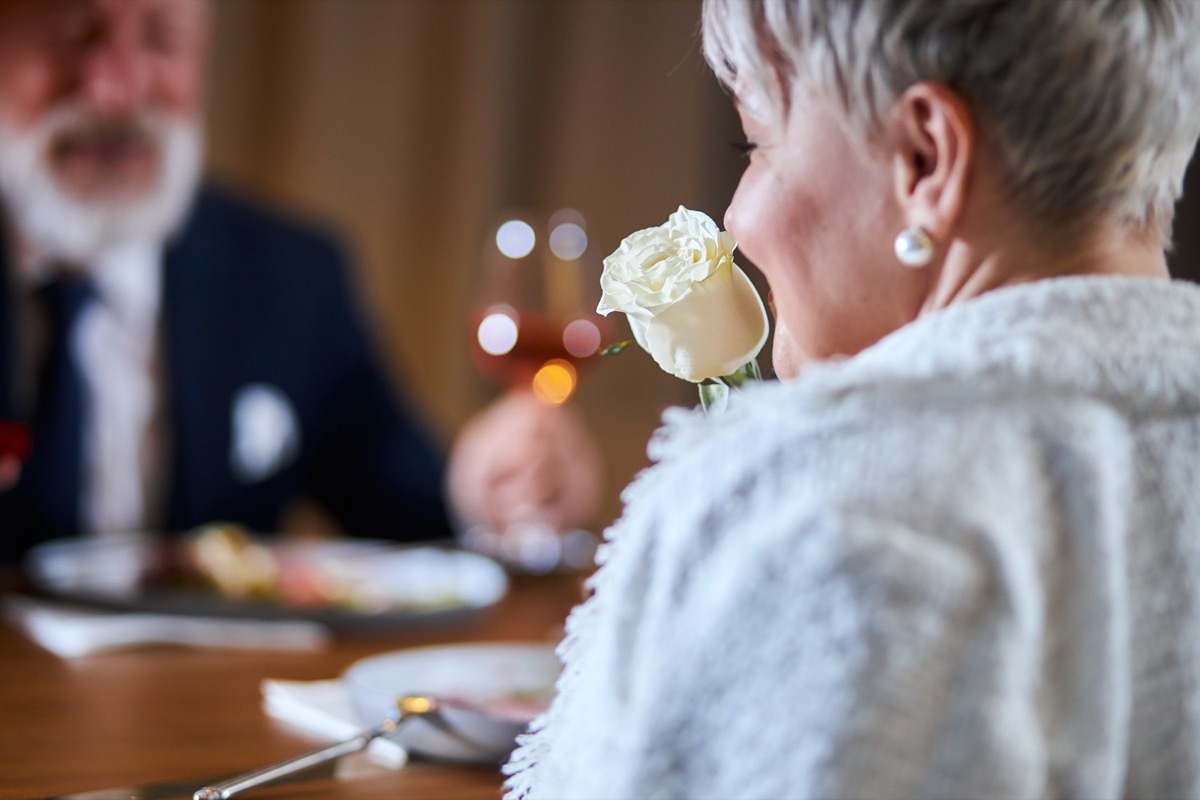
0,0,599,564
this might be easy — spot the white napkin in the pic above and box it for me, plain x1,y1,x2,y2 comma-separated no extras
3,595,330,657
261,677,408,769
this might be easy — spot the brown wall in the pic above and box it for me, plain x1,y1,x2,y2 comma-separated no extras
204,0,744,531
203,0,1200,534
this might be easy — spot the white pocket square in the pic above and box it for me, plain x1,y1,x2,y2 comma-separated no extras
230,383,301,482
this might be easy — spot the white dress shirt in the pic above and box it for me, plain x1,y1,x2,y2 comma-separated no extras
18,241,167,535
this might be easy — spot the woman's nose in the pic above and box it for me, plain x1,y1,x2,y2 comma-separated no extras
723,199,740,239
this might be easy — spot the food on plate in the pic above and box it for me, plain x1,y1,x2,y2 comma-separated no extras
177,523,485,612
26,527,509,624
182,522,375,608
184,523,280,601
444,690,553,723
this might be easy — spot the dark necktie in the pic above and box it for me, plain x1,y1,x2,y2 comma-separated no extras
20,273,97,539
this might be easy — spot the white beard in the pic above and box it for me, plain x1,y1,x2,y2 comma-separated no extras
0,106,203,265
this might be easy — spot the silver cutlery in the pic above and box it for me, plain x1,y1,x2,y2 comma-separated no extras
192,694,515,799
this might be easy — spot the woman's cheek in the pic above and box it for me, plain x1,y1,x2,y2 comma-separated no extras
770,317,805,380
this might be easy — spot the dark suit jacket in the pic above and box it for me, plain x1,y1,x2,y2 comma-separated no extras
0,185,452,563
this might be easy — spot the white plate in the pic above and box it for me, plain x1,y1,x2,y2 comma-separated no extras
24,534,510,631
342,641,560,763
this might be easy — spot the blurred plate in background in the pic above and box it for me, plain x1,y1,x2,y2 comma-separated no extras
24,533,509,632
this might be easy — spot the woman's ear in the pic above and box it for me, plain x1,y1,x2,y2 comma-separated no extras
889,82,974,240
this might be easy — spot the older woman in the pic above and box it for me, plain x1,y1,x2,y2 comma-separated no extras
505,1,1200,799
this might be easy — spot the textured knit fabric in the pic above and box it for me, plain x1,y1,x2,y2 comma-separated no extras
504,275,1200,800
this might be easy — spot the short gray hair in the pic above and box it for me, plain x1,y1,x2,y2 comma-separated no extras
702,0,1200,244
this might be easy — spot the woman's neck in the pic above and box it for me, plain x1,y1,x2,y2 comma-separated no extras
921,217,1169,316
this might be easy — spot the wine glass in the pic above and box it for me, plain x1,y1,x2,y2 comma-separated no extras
469,208,608,403
462,208,609,572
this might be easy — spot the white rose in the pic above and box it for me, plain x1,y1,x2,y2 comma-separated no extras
597,206,769,383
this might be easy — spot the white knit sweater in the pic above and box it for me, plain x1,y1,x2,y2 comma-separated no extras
504,276,1200,800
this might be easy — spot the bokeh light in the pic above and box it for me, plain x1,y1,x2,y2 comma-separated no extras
549,208,585,228
531,359,577,405
477,308,519,355
549,222,587,260
495,219,536,259
562,319,601,358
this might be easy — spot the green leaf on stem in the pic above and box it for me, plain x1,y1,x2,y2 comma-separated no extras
600,341,633,356
721,359,762,388
698,381,729,414
698,360,761,414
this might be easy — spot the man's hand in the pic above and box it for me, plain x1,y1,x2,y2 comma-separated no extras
446,391,602,567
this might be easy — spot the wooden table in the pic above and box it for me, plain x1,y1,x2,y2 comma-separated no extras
0,571,586,800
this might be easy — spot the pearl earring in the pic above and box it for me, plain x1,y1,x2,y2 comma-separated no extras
893,226,935,268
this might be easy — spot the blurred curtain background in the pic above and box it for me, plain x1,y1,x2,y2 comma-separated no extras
204,0,744,532
202,0,1200,534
